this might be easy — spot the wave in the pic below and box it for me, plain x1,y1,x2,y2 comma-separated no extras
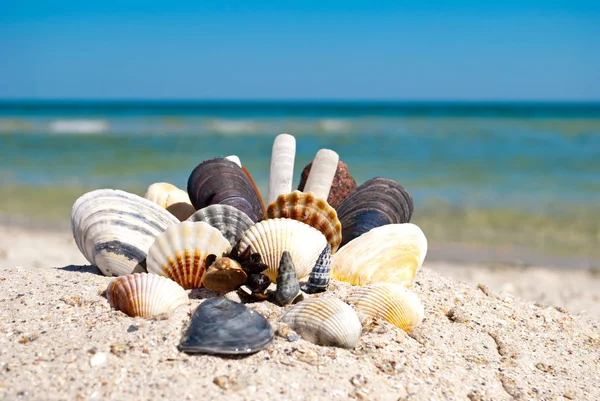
49,119,109,134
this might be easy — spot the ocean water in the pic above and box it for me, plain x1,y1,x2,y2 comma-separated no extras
1,101,599,267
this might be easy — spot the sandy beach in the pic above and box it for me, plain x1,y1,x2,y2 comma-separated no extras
1,223,599,400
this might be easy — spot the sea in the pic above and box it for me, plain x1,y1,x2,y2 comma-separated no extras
1,101,599,268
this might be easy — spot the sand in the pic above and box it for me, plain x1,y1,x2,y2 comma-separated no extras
1,224,599,400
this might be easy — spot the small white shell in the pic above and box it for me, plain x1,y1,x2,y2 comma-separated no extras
106,273,188,318
145,182,195,221
281,298,362,348
146,221,231,289
237,218,327,282
347,283,424,332
303,149,339,200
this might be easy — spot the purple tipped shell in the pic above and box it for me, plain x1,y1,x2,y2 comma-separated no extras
303,244,331,294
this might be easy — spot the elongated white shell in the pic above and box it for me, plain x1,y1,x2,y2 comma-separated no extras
331,223,427,287
347,283,424,332
281,298,362,348
237,218,327,282
146,221,231,289
303,149,339,200
71,189,179,277
145,182,195,221
267,133,296,204
106,273,188,318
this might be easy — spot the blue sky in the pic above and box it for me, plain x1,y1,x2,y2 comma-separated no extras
0,1,599,100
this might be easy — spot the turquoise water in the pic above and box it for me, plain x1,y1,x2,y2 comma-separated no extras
1,101,599,265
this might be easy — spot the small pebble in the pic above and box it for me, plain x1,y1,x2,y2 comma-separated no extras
89,352,107,367
127,325,139,333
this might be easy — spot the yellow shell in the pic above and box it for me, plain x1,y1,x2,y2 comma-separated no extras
347,283,424,332
145,182,195,221
331,223,427,287
146,221,231,289
202,257,248,292
266,191,342,254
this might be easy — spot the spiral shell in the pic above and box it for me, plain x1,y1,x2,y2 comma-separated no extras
266,191,342,254
347,283,424,332
146,221,231,289
187,204,254,248
273,251,302,306
106,273,188,318
144,182,195,221
71,189,179,277
237,218,327,282
331,223,427,287
302,244,332,294
281,298,362,348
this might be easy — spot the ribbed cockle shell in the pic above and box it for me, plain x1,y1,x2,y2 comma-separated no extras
187,204,254,248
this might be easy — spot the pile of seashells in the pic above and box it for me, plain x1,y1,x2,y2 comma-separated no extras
71,133,428,355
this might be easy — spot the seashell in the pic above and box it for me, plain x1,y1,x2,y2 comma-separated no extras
302,244,331,294
336,177,414,247
237,218,327,282
187,158,264,222
179,298,274,355
71,189,179,277
281,298,362,348
347,283,424,332
331,223,427,287
267,133,296,204
187,204,254,248
298,160,357,208
144,182,195,221
202,257,247,292
106,273,188,318
241,165,266,216
273,251,303,306
302,149,339,201
146,221,231,289
266,191,342,254
245,273,272,295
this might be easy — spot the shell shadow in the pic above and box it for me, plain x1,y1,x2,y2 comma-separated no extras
55,264,104,276
189,288,221,300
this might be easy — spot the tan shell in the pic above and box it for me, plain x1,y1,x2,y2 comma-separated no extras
106,273,188,318
146,221,231,289
145,182,195,221
202,257,248,292
331,223,427,287
347,283,424,332
266,191,342,254
281,298,362,348
237,218,327,282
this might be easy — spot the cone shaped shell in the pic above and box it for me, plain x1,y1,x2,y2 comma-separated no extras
187,204,254,248
331,223,427,287
237,218,327,282
146,221,231,289
336,177,414,247
71,189,179,277
274,251,301,306
187,158,264,223
266,191,342,254
303,244,332,293
348,283,424,331
281,298,361,348
106,273,188,318
145,182,195,221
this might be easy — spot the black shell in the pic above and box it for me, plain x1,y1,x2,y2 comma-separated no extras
274,251,302,306
179,298,274,355
302,244,331,294
187,158,264,223
336,177,413,248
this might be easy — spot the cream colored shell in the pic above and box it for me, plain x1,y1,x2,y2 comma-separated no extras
237,218,327,282
106,273,188,318
145,182,195,221
146,221,231,289
347,283,424,332
331,223,427,287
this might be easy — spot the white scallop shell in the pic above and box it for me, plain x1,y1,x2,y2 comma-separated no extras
145,182,195,221
106,273,188,318
347,283,424,332
71,189,179,277
237,218,327,282
331,223,428,287
146,221,232,289
281,298,362,348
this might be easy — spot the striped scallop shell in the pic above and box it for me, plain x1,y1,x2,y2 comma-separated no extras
146,221,231,289
347,283,424,332
266,191,342,254
331,223,427,287
237,218,327,282
106,273,188,318
281,298,362,348
187,204,254,248
145,182,195,221
71,189,179,277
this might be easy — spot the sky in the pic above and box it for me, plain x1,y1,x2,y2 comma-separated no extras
0,1,599,101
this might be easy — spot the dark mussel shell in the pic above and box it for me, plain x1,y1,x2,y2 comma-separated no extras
179,298,274,355
336,177,413,248
187,158,264,223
